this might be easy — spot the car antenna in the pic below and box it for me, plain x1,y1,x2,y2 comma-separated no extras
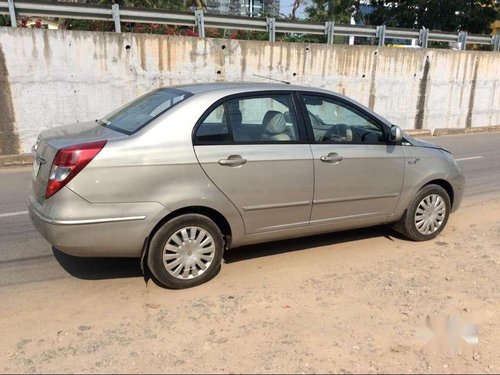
253,74,291,85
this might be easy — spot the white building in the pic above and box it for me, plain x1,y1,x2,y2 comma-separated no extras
205,0,280,17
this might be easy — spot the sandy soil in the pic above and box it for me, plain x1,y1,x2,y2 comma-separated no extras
1,194,499,374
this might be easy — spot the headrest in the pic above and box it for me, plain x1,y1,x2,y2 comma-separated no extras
226,100,242,127
226,100,240,113
263,111,286,134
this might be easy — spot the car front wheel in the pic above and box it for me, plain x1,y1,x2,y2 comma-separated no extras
395,184,451,241
147,214,224,289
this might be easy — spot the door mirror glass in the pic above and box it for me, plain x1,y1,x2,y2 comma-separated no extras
389,125,402,142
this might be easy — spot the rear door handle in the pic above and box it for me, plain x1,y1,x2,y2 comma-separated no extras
218,155,247,167
320,152,343,163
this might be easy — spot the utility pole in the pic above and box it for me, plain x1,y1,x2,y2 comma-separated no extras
349,13,355,45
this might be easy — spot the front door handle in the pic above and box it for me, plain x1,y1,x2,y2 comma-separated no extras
320,152,343,164
218,155,247,167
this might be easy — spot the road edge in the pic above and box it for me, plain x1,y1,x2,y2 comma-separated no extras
431,124,500,136
404,124,500,137
0,153,33,168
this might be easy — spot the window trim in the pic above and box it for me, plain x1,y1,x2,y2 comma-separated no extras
192,91,309,146
297,92,390,145
192,102,233,145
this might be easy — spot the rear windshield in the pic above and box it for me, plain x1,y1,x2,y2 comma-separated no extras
100,88,192,134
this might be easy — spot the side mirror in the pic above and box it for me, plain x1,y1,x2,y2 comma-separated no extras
389,125,402,143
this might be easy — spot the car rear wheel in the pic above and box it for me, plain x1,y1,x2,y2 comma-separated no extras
395,184,451,241
148,214,224,289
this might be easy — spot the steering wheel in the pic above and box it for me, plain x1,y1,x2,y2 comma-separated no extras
360,129,380,143
321,124,352,143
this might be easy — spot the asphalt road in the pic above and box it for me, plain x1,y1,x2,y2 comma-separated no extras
0,132,499,288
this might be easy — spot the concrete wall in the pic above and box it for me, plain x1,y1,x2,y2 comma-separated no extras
0,27,499,154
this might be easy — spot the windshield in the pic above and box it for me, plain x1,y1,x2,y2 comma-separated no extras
100,88,192,134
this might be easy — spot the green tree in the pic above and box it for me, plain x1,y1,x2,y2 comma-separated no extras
58,0,185,30
305,0,353,23
81,0,185,11
128,0,184,10
366,0,499,34
0,15,10,26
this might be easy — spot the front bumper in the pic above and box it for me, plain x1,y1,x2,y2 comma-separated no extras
446,155,465,213
27,186,165,257
451,180,464,213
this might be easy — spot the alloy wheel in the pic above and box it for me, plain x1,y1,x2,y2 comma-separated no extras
414,194,447,235
163,226,216,280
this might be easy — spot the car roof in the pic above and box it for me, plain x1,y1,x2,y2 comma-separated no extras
165,82,392,129
170,82,333,95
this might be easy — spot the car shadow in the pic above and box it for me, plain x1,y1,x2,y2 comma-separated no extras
52,225,404,281
52,247,143,280
224,225,404,263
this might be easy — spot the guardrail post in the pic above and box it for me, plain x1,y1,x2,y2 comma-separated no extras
194,10,205,38
419,28,429,48
325,21,334,44
267,17,275,42
458,31,467,50
7,0,17,28
111,3,121,33
493,35,500,52
376,25,386,47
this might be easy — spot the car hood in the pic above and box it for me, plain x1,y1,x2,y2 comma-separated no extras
403,133,450,153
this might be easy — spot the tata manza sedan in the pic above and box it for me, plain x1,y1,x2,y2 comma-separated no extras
28,83,464,289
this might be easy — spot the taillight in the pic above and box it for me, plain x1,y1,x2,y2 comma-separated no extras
45,140,107,199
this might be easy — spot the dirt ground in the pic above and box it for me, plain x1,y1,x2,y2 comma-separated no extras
1,193,499,374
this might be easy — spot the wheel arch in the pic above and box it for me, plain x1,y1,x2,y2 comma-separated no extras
391,176,455,226
422,179,454,209
140,205,233,276
148,206,233,249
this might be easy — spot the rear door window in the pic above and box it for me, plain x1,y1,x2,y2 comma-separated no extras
194,93,303,145
225,95,300,143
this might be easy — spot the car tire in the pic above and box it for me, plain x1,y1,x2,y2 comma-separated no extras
147,214,224,289
395,184,451,241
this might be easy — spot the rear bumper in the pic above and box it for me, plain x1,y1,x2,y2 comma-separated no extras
27,186,166,257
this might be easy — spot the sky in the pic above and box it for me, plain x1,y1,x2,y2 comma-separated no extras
279,0,306,19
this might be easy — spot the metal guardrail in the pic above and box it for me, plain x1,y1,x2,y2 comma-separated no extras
1,0,499,51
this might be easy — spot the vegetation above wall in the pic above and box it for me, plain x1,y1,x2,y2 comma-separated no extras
1,0,498,47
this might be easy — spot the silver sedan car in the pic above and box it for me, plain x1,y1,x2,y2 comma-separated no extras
28,83,464,289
